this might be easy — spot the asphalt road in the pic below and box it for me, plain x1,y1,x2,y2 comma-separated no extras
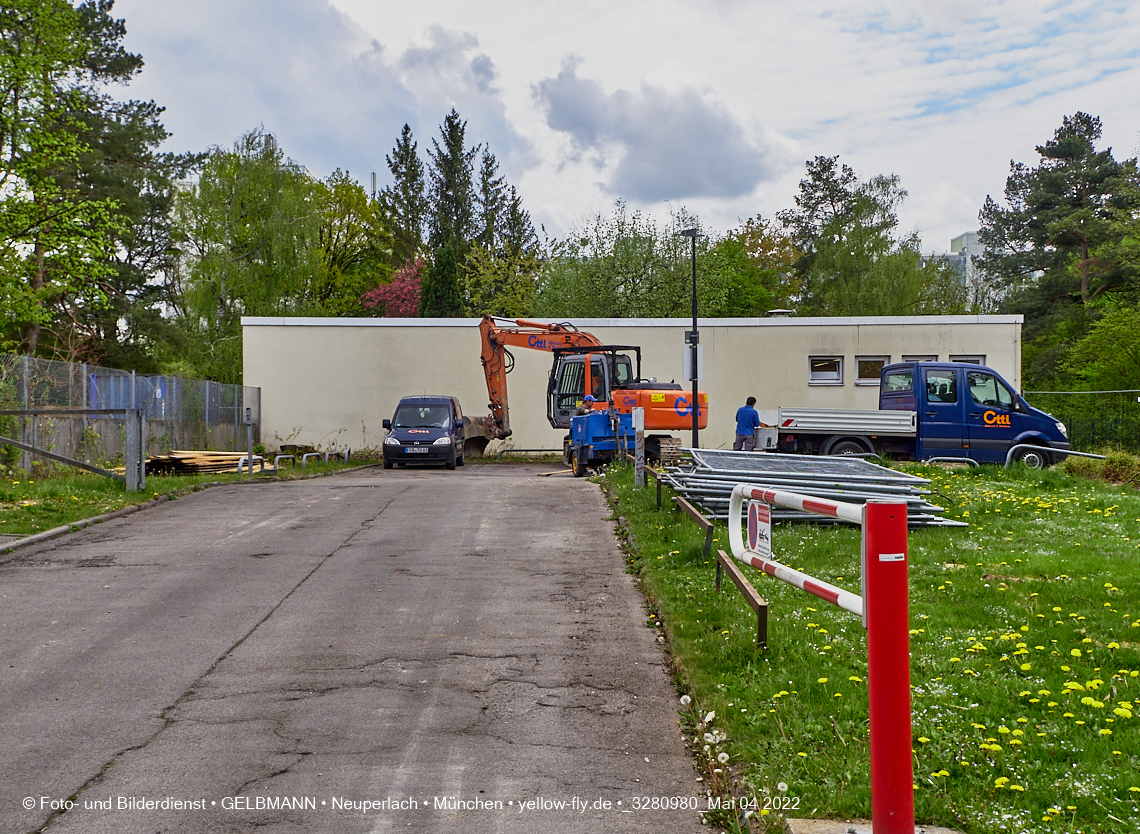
1,464,706,834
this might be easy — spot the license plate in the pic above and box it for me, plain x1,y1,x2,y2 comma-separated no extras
405,447,429,454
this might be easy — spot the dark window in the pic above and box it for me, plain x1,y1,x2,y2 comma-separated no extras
590,359,605,399
924,370,958,404
558,361,584,411
394,404,450,428
809,356,843,384
968,372,1013,409
883,370,913,393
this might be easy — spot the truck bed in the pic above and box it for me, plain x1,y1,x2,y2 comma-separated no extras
777,407,917,437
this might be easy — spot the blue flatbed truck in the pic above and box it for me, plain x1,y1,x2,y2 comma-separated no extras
775,361,1071,467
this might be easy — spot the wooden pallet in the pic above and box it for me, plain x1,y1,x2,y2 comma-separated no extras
654,436,683,467
145,450,254,476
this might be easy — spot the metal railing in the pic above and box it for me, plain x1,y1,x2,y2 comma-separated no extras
0,354,260,488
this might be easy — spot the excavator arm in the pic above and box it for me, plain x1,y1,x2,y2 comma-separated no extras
479,316,604,439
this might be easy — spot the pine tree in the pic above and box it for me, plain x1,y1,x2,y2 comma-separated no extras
379,123,426,265
427,109,478,253
419,241,464,317
475,148,505,250
501,185,537,256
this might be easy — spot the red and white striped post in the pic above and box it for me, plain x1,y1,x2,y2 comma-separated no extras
862,500,913,834
728,485,914,834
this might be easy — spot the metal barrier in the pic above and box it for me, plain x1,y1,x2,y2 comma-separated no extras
324,449,350,465
728,483,914,834
237,455,264,474
301,453,321,468
1003,443,1105,468
273,454,295,473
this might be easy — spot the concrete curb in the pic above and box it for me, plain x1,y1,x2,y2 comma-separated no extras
0,463,381,565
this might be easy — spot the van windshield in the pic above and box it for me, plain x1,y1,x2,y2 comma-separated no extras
393,404,450,429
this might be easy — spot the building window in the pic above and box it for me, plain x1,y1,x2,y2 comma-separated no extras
809,356,843,385
902,354,937,362
856,356,889,385
950,354,985,365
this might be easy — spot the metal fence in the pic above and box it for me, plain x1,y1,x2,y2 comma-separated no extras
0,354,260,473
1022,391,1140,453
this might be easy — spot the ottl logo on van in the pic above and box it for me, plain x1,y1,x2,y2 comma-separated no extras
983,410,1011,427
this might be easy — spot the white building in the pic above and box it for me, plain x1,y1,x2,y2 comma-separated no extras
243,314,1023,452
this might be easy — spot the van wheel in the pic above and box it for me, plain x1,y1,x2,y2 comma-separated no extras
829,439,867,456
457,454,464,467
1013,446,1049,469
446,449,457,470
383,459,393,470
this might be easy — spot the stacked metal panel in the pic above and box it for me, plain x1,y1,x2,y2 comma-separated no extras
664,449,966,527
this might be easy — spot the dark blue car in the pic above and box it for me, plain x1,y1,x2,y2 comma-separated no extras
382,396,465,470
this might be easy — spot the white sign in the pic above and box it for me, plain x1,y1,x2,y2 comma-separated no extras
747,500,771,559
682,345,704,381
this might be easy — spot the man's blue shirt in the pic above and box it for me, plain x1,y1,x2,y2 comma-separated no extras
735,405,760,436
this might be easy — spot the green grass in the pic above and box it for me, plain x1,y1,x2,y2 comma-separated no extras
604,463,1140,834
0,460,364,538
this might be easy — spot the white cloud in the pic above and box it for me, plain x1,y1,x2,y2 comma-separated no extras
533,60,785,201
113,0,1140,249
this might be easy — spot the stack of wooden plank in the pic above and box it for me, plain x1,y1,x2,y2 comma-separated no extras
146,450,256,476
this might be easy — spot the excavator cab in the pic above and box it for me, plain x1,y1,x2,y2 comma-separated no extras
547,348,638,429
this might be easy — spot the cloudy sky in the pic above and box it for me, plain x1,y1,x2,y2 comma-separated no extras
114,0,1140,252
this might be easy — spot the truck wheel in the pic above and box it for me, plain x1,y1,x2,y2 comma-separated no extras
829,439,867,456
572,449,587,477
1013,446,1049,469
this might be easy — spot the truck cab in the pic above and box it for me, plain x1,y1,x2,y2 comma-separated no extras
879,362,1069,464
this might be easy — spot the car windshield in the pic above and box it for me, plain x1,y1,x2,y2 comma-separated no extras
393,404,450,428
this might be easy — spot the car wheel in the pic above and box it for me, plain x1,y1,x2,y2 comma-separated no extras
383,459,393,470
446,448,457,470
829,439,867,456
1013,446,1049,469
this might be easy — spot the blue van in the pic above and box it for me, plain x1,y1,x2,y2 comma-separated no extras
879,362,1070,466
382,396,466,470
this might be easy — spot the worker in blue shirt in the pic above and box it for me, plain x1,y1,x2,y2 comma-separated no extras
734,396,760,451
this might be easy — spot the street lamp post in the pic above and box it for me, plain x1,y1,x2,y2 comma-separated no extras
675,228,702,448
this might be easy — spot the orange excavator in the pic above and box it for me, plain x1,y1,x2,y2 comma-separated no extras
477,315,708,463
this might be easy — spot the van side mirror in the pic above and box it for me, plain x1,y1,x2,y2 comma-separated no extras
382,419,391,430
456,417,464,429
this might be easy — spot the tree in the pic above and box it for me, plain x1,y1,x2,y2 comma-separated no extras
979,113,1139,307
1063,302,1140,391
533,202,734,318
361,257,423,317
379,123,425,265
463,244,539,317
0,0,123,356
720,215,799,315
474,148,504,250
307,168,392,316
978,113,1140,385
419,242,464,317
778,156,960,315
426,108,478,253
42,1,205,369
170,128,322,382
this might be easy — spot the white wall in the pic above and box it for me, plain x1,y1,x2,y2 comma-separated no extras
242,315,1022,451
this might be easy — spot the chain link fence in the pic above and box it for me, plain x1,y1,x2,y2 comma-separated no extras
1023,391,1140,453
0,354,260,473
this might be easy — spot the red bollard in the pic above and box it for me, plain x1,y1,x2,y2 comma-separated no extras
862,500,914,834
